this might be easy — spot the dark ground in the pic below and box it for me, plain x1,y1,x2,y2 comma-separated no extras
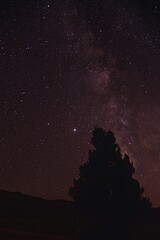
0,190,159,240
0,229,72,240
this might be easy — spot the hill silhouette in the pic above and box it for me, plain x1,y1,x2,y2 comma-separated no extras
0,128,160,239
0,190,159,239
0,189,72,219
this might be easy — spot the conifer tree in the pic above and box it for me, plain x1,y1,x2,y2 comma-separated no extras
69,127,151,221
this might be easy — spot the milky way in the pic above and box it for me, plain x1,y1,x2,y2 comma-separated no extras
1,0,160,206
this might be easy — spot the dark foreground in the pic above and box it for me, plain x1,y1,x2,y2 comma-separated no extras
0,224,160,240
0,190,159,239
0,229,72,240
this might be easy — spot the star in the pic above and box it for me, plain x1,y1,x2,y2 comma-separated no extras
0,0,160,206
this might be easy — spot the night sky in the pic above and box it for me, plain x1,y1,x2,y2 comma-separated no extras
1,0,160,206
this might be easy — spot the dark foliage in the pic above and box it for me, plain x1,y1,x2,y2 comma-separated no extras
69,127,151,239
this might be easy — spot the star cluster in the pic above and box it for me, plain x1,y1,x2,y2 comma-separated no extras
1,0,160,206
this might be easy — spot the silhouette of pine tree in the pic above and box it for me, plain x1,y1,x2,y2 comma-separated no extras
69,127,151,223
